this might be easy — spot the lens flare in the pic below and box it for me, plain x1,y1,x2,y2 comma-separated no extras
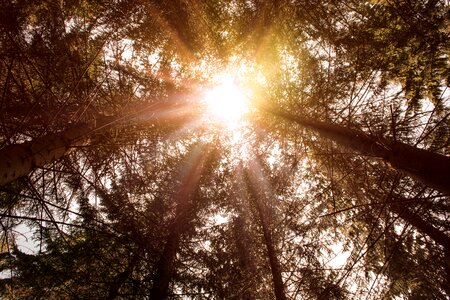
203,75,249,127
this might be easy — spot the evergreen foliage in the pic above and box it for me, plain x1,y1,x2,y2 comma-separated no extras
0,0,449,299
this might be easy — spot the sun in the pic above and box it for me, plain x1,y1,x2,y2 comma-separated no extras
203,74,249,127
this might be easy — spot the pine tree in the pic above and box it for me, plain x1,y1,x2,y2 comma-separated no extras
1,0,449,299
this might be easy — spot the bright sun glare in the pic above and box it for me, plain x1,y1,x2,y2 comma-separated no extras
203,75,249,127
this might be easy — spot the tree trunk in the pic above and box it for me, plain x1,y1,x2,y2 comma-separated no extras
233,215,259,299
149,147,208,300
245,168,287,300
149,229,182,300
0,122,95,186
390,201,450,253
255,202,287,300
270,109,450,195
107,251,141,299
0,102,195,187
341,164,450,261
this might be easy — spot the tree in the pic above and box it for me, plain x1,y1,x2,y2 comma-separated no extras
149,144,212,299
244,163,287,300
0,101,195,187
266,107,450,195
1,0,449,299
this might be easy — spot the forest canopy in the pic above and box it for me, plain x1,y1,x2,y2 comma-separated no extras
0,0,449,299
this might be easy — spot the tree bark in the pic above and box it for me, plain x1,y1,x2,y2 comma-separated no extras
270,109,450,195
233,215,259,299
341,164,450,259
245,169,287,300
149,147,208,300
149,229,182,300
390,201,450,253
0,101,196,187
107,251,141,300
255,202,287,300
0,122,95,186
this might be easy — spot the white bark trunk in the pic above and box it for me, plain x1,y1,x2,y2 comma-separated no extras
0,123,93,186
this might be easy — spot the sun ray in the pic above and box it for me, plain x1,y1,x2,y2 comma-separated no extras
246,156,274,196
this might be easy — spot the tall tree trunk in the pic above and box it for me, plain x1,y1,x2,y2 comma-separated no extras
149,146,208,300
0,122,96,186
233,214,259,299
107,250,141,299
232,169,262,299
339,157,450,254
149,228,182,300
245,168,287,300
390,201,450,253
0,102,194,187
270,109,450,194
254,200,287,300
